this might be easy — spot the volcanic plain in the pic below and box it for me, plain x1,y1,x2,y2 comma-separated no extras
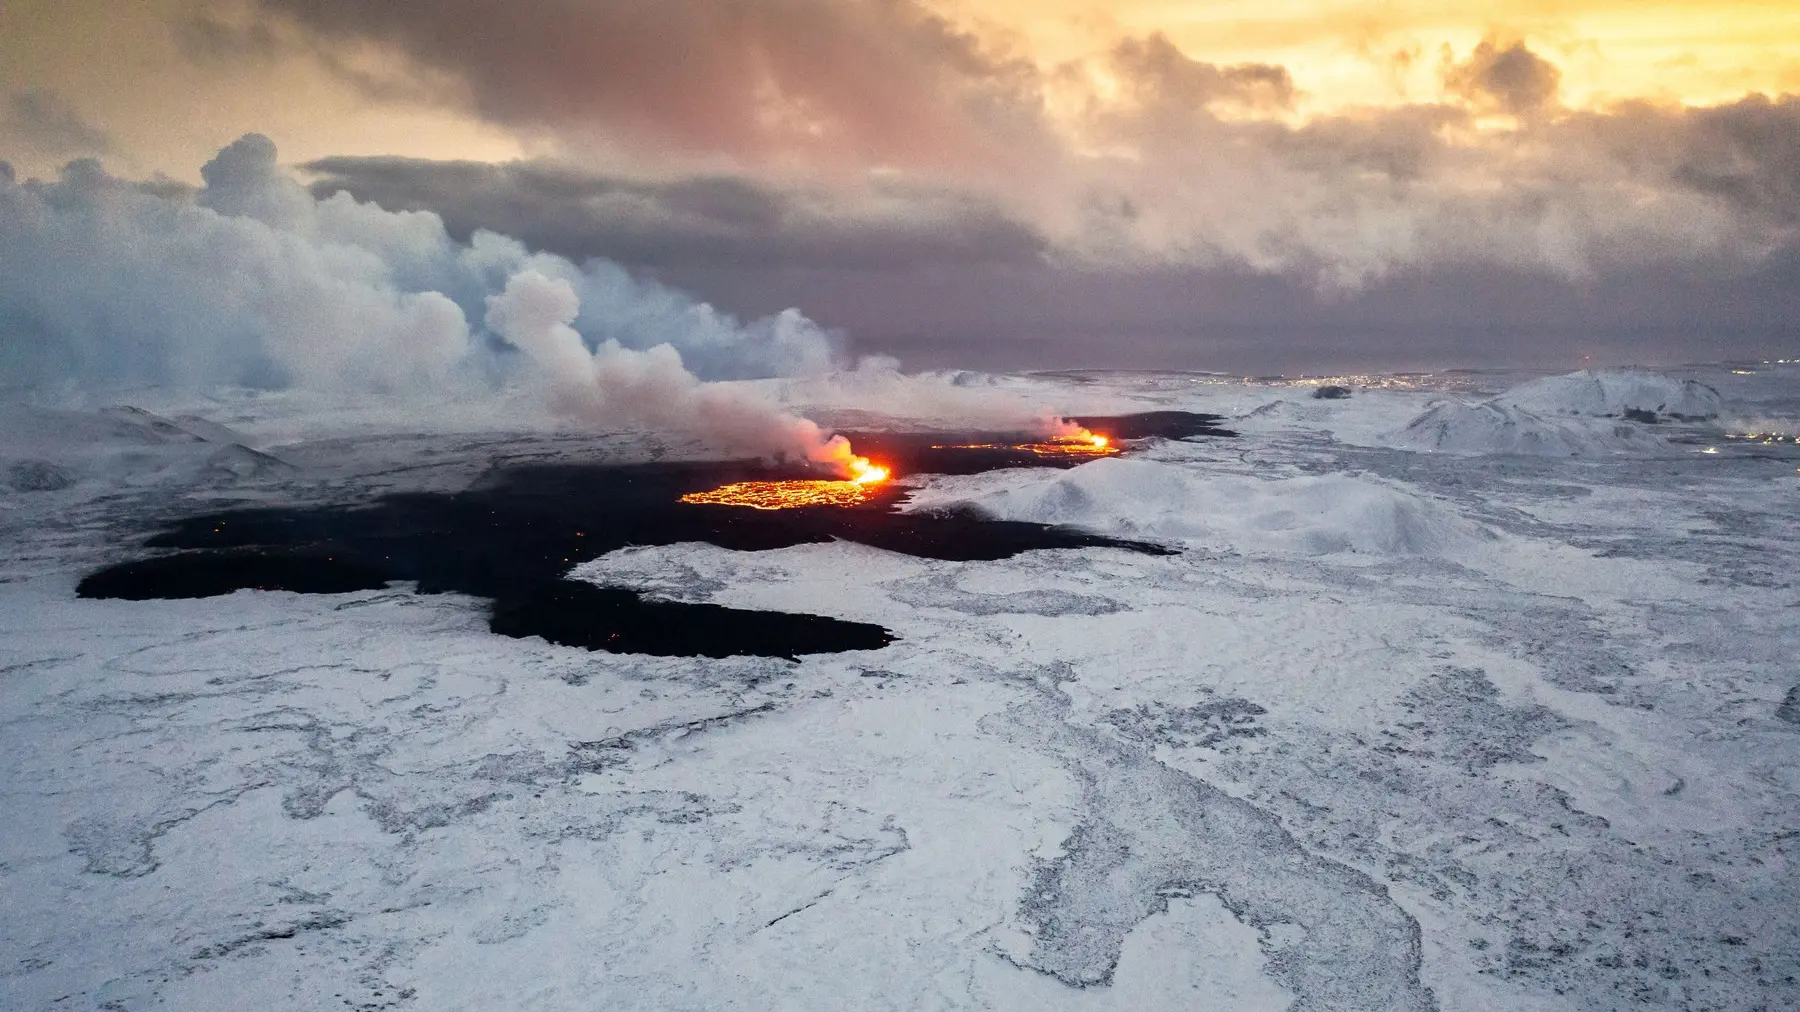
3,372,1798,1011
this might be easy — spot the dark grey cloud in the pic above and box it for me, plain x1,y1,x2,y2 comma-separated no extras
5,89,112,158
300,155,1048,269
173,11,285,63
1443,38,1561,115
254,0,1051,174
1279,104,1464,181
1110,33,1296,112
658,256,1800,374
1660,94,1800,226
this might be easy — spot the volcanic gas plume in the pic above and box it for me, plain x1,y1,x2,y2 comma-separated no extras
483,270,898,510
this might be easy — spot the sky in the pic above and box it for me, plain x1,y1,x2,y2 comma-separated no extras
4,0,1799,373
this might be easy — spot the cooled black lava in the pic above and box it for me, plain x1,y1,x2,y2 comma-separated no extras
79,413,1228,658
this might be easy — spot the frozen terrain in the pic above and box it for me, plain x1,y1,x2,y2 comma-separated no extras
2,364,1798,1010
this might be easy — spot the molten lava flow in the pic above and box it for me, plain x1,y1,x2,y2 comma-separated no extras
1018,433,1116,457
679,444,891,510
680,479,881,509
932,427,1117,458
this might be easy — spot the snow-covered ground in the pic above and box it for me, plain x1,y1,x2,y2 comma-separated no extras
2,364,1798,1010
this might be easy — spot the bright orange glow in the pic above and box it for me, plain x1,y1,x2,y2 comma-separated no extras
1045,420,1114,451
1027,434,1119,457
849,457,890,484
680,479,884,509
681,440,892,509
933,428,1118,458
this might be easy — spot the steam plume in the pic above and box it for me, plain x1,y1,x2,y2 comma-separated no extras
486,271,860,469
0,134,862,466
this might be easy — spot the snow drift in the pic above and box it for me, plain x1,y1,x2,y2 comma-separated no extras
907,457,1491,558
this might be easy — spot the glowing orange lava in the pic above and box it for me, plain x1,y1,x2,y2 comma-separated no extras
680,450,892,510
933,429,1117,458
680,479,881,509
849,457,890,483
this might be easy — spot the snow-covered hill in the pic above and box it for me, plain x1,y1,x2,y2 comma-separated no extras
1383,368,1725,457
1494,369,1724,421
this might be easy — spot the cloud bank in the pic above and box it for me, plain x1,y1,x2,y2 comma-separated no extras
6,3,1799,371
230,0,1800,294
248,0,1051,178
237,6,1797,367
298,156,1048,270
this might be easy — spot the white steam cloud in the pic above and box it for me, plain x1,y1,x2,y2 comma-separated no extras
485,271,860,468
0,134,861,467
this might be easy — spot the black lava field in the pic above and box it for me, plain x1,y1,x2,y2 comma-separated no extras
78,413,1229,658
